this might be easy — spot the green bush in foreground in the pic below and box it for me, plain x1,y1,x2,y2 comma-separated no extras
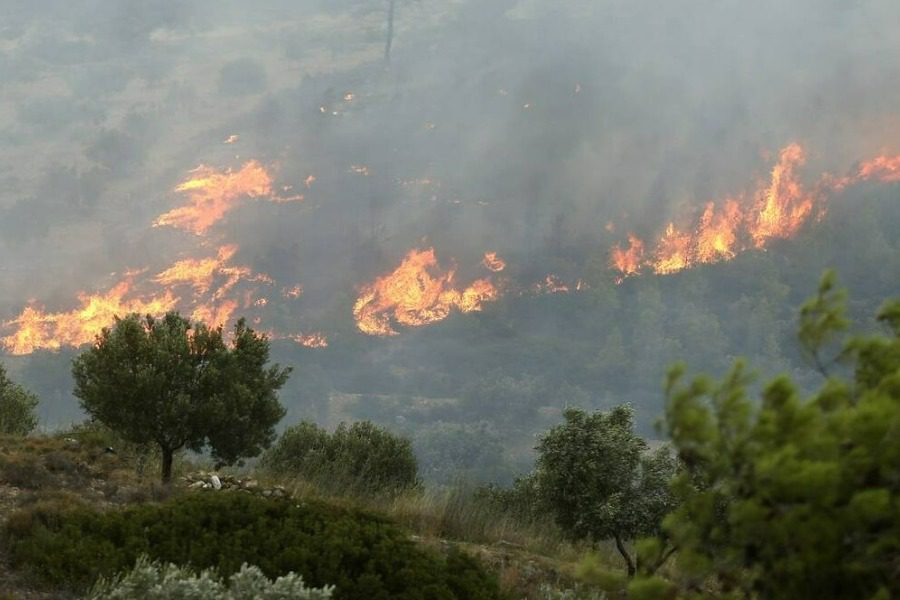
87,556,333,599
0,362,39,435
5,492,500,599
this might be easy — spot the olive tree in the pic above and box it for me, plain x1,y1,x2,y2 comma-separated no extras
72,313,290,482
534,406,677,577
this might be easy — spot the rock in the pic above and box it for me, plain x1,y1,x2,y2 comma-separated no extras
272,488,286,497
189,481,205,489
63,437,81,450
262,490,272,497
241,479,259,490
210,475,222,490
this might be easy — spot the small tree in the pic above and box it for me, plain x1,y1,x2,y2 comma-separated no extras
72,313,290,483
534,406,676,577
0,362,39,435
632,273,900,599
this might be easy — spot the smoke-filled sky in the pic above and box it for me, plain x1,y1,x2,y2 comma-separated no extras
1,0,899,349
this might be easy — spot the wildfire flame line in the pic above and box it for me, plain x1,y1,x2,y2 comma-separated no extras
1,245,275,355
609,145,900,279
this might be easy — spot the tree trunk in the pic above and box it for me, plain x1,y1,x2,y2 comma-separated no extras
384,0,396,64
161,447,174,484
614,533,636,578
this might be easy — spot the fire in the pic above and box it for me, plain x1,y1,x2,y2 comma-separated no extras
282,285,303,299
694,200,742,264
609,234,645,276
291,332,329,348
350,165,371,176
748,143,814,248
1,278,179,355
608,143,900,279
482,252,506,272
154,161,299,235
353,248,499,336
2,245,275,354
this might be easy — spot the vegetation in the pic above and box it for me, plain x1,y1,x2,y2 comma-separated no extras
261,420,418,494
87,557,334,600
5,491,502,599
629,273,900,599
72,313,290,482
0,362,39,435
483,406,676,577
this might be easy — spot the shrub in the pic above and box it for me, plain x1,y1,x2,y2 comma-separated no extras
5,491,501,599
0,362,39,435
87,556,333,599
262,421,418,494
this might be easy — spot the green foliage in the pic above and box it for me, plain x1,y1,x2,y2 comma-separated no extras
413,421,509,485
5,491,501,599
72,313,290,482
0,362,39,435
533,406,676,575
261,420,417,493
87,556,333,599
641,273,900,599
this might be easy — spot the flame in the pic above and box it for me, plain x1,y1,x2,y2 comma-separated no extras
2,245,275,353
608,145,900,279
155,161,298,235
224,134,239,144
1,278,179,355
748,143,814,248
694,200,742,264
350,165,370,176
482,252,506,272
291,332,329,348
353,248,499,336
609,233,645,277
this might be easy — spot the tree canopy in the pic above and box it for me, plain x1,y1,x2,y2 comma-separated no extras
531,406,676,576
72,312,290,482
632,273,900,599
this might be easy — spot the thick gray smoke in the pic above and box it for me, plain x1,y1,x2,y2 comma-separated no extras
1,1,899,430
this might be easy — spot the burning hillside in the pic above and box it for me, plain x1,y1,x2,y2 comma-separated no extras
608,144,900,280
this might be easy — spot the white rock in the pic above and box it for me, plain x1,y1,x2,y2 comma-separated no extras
210,475,222,490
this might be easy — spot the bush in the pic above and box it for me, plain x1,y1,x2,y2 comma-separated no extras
0,362,39,435
87,556,334,599
5,491,501,599
262,421,418,494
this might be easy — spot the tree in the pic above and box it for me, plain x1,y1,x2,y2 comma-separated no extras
0,362,39,435
72,313,290,483
633,273,900,599
533,406,676,577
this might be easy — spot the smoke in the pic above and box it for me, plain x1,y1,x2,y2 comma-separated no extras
1,0,899,422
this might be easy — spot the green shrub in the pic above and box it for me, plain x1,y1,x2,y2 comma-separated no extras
261,421,418,494
87,556,334,599
5,491,501,599
0,362,39,435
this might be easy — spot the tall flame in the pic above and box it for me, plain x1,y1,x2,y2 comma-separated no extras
353,248,499,336
609,144,900,280
154,161,298,235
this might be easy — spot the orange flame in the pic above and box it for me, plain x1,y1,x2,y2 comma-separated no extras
748,143,814,248
290,332,329,348
609,233,645,277
1,278,179,355
2,246,275,353
353,248,499,336
155,161,298,235
482,252,507,272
